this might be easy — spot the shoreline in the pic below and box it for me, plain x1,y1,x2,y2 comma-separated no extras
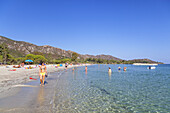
0,64,91,99
0,64,169,112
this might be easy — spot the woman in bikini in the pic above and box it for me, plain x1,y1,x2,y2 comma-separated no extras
39,62,47,86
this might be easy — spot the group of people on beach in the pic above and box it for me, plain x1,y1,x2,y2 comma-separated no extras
108,66,127,73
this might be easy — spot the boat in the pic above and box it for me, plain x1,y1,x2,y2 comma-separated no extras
147,66,156,69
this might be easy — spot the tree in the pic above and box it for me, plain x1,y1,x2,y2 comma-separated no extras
7,54,15,65
0,44,9,64
71,52,78,61
54,58,71,64
25,54,47,64
0,55,2,64
97,58,103,63
15,57,25,64
34,55,47,64
25,54,35,61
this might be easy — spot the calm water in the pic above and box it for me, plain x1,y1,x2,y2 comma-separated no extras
53,64,170,113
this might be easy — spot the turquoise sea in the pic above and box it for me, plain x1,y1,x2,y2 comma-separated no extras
53,64,170,112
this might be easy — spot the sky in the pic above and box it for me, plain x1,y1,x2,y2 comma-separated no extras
0,0,170,63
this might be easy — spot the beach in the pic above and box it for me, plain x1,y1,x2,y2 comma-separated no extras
0,64,169,113
0,64,92,113
0,64,90,99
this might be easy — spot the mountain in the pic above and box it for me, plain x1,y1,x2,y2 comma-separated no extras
79,54,122,61
0,35,122,60
0,35,162,63
0,36,73,59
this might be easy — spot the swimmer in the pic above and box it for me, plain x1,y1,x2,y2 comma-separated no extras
124,67,127,71
108,67,112,73
39,62,47,86
72,68,75,71
148,66,151,69
118,66,121,70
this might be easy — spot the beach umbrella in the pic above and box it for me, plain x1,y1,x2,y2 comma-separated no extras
25,59,33,62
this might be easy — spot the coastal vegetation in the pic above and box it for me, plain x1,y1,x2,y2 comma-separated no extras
0,35,163,64
0,44,162,65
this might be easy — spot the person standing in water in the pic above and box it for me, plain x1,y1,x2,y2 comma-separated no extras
39,62,47,86
108,67,112,73
85,66,87,72
118,66,121,70
65,63,68,70
124,67,127,71
108,67,112,80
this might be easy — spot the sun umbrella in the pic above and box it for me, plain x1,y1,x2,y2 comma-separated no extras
25,59,33,62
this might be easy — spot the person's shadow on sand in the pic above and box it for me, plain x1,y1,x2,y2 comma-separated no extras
39,81,48,85
44,81,48,85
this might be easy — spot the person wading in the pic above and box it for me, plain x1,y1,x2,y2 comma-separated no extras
39,62,47,86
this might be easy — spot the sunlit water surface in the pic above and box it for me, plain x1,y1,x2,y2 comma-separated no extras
52,64,170,112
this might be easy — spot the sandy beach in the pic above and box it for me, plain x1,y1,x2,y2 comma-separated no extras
0,64,90,99
0,64,93,113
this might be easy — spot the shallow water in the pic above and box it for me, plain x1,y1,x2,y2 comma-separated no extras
0,64,169,113
52,64,170,112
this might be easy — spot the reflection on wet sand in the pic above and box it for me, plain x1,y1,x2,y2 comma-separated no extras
72,71,76,80
108,72,112,80
37,87,45,106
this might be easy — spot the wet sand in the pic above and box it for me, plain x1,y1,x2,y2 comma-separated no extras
0,64,88,98
0,64,55,98
0,64,91,113
0,74,56,113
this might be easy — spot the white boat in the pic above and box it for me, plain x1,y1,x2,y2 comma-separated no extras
147,66,156,69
